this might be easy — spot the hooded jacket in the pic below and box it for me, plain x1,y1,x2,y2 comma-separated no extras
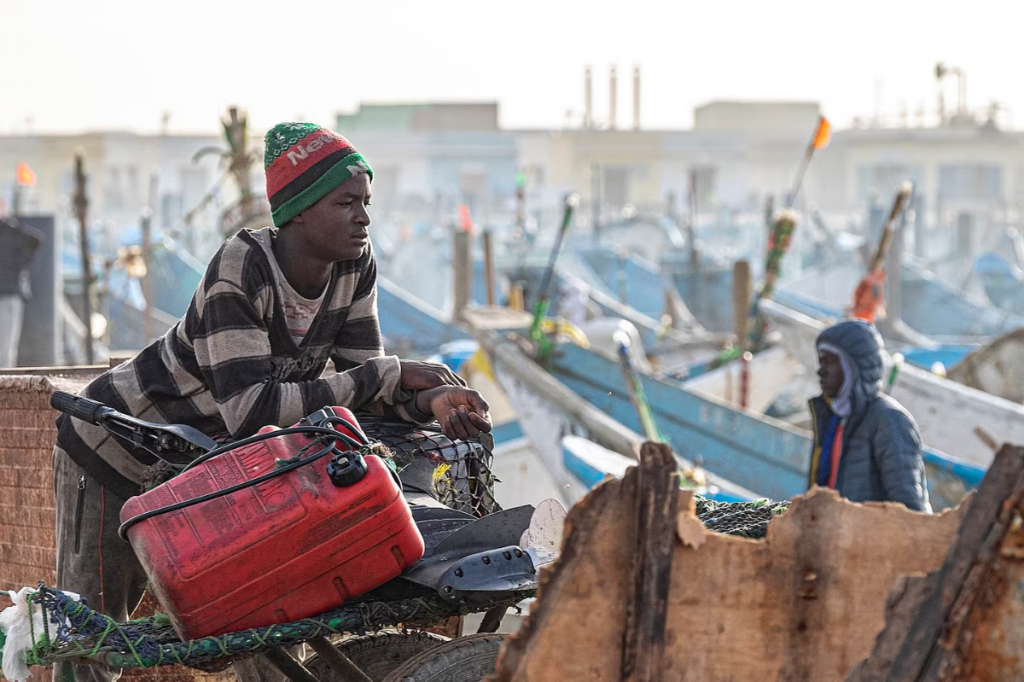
809,320,931,512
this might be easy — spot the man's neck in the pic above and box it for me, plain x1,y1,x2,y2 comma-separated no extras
270,230,333,298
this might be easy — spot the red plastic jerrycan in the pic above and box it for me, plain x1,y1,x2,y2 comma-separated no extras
120,407,424,640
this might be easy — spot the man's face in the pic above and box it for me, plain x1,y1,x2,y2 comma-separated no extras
818,350,844,398
290,173,372,261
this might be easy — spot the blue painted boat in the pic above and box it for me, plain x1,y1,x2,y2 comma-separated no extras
561,435,753,502
975,252,1024,315
376,275,468,355
579,248,672,320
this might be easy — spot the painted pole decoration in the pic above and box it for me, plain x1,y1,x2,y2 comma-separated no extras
530,192,580,363
787,115,832,207
850,182,914,323
739,351,752,409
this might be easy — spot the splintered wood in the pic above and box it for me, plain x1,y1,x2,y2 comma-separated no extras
849,443,1024,682
491,447,966,682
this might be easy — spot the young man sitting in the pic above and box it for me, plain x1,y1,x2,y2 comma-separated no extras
52,123,490,682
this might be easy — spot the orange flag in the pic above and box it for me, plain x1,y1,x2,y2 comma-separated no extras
16,161,37,187
811,116,832,150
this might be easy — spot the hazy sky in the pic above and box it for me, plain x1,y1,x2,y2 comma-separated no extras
3,0,1021,135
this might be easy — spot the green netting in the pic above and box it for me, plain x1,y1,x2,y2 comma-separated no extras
20,585,530,672
695,498,790,539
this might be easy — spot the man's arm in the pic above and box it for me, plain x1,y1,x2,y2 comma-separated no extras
871,408,931,512
192,277,403,438
329,247,465,425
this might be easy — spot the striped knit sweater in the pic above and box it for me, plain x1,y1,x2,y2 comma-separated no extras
57,227,425,500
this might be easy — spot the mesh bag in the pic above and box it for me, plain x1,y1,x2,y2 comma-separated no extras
355,415,501,518
694,498,790,539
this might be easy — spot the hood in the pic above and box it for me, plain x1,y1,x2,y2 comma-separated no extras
815,319,885,416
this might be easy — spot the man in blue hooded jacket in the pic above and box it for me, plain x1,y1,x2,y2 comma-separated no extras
809,319,931,512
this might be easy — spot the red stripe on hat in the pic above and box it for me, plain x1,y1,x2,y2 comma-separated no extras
266,132,356,197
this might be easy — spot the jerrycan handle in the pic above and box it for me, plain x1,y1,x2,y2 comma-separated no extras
327,451,368,487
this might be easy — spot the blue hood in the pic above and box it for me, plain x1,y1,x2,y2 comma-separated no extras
816,320,885,416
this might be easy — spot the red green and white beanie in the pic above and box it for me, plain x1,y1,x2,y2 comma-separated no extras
264,122,373,227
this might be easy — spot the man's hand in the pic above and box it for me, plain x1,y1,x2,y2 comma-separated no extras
416,386,491,440
400,360,467,390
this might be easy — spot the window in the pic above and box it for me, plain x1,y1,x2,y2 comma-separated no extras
939,164,1002,203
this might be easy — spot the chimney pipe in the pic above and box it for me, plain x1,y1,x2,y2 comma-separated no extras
633,66,640,130
609,66,617,130
584,66,593,129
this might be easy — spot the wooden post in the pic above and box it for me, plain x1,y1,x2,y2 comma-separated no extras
884,212,904,326
740,351,752,409
509,284,525,311
482,229,496,306
732,259,752,351
621,441,679,682
453,229,472,322
71,152,94,365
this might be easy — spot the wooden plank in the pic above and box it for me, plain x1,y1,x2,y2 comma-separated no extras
491,482,964,682
492,458,640,682
622,443,680,682
883,444,1024,682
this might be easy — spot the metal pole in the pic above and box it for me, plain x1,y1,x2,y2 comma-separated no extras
11,176,20,217
688,169,699,270
609,66,618,130
142,172,158,344
72,152,95,365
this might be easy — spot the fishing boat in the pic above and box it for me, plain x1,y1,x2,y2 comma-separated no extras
471,322,755,506
477,315,981,511
376,274,469,356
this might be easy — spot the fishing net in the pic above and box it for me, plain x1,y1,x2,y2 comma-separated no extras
357,415,501,518
694,498,790,539
17,584,528,672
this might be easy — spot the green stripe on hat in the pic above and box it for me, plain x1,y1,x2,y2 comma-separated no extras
270,152,371,227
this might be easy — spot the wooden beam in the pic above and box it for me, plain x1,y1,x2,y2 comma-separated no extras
621,442,680,682
881,444,1024,681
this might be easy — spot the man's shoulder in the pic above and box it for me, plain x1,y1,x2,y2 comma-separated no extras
864,393,920,437
868,393,913,417
205,228,274,290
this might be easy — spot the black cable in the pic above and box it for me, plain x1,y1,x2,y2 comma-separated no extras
319,415,370,445
181,425,362,472
119,441,338,542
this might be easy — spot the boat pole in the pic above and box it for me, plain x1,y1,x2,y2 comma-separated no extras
851,182,913,323
786,116,831,207
72,151,95,365
530,192,579,355
739,351,752,409
688,169,699,270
